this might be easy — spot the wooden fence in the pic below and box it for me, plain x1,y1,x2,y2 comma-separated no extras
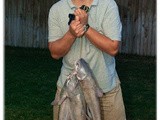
5,0,156,56
115,0,156,56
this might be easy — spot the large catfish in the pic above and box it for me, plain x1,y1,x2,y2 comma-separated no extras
58,75,87,120
58,98,73,120
74,58,103,120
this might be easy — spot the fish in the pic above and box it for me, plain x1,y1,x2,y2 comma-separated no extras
58,98,73,120
74,58,103,120
58,75,87,120
50,83,72,120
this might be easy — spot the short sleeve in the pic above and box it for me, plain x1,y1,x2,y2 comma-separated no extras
102,1,122,41
48,7,63,42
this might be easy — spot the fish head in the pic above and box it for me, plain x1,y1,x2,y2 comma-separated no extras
66,76,78,91
75,58,89,80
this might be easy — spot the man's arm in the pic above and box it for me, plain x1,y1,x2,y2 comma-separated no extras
84,27,119,56
49,16,85,59
48,31,76,60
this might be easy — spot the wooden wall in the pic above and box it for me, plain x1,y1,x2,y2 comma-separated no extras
115,0,156,56
5,0,58,48
5,0,156,56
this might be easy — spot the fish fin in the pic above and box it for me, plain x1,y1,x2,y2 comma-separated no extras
58,95,67,105
86,106,93,120
51,94,60,106
81,109,92,120
51,99,59,106
51,87,61,106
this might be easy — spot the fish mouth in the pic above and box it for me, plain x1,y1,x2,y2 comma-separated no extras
74,59,87,80
76,74,87,80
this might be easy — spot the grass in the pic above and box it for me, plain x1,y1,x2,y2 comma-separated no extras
5,46,156,120
116,54,156,120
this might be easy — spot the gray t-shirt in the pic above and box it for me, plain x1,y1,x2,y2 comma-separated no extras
48,0,122,93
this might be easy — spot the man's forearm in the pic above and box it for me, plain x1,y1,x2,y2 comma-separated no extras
85,27,119,56
49,30,76,59
49,16,86,59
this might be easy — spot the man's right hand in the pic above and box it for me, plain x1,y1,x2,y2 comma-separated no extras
69,16,85,38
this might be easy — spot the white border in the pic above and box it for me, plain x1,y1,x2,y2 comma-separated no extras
0,0,4,119
1,1,157,120
157,0,159,119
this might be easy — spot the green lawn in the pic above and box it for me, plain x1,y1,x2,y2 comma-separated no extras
5,46,156,120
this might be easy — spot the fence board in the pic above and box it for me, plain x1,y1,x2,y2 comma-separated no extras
5,0,156,56
115,0,156,56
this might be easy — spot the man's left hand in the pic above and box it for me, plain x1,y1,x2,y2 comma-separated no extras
74,8,88,26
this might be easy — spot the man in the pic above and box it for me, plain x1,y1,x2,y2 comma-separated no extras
48,0,126,119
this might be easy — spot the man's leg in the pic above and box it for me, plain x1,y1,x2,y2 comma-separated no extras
100,81,126,120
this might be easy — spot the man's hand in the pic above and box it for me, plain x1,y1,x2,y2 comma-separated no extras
69,16,85,38
69,7,89,38
74,8,88,26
